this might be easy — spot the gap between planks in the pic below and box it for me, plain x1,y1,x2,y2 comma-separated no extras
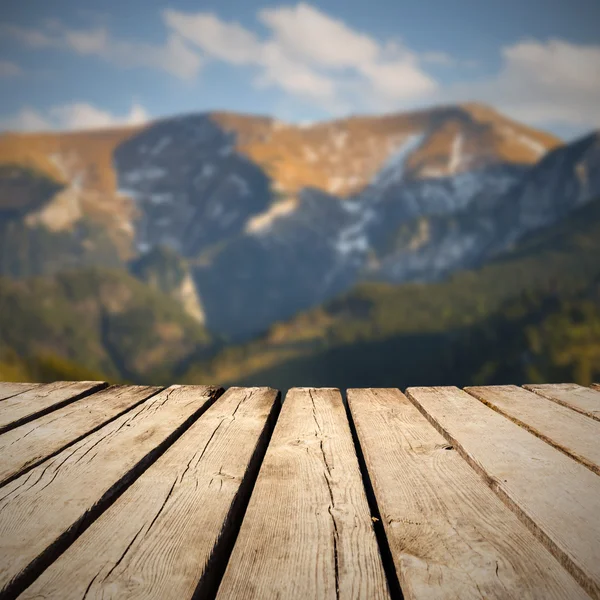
524,384,600,422
0,381,108,434
465,385,600,475
0,385,163,487
18,387,280,600
0,385,222,599
406,386,600,600
348,388,589,600
216,387,391,600
0,383,41,402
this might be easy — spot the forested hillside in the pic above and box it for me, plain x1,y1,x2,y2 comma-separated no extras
188,196,600,389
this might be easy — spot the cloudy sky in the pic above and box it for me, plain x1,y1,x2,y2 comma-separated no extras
1,0,599,138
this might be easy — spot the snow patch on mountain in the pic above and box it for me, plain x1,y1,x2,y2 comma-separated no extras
448,133,464,174
303,146,319,163
328,175,363,194
228,174,251,197
371,133,426,191
332,130,348,150
150,136,172,156
122,166,167,185
246,198,298,234
517,134,547,157
501,126,548,158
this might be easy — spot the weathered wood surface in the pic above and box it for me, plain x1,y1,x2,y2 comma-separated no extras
406,386,600,600
0,385,161,487
348,388,588,600
0,383,41,402
0,385,222,597
592,384,600,391
0,381,107,433
217,388,390,600
524,383,600,421
19,387,279,600
466,385,600,475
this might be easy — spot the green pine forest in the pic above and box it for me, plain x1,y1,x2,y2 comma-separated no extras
1,196,600,389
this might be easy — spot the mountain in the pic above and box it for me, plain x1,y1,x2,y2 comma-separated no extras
3,103,598,341
129,245,206,324
363,131,600,283
186,195,600,389
0,267,213,383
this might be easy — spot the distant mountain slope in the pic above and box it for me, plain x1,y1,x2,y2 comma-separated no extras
186,195,600,388
213,103,559,196
193,130,598,337
0,267,213,383
365,131,600,282
0,104,559,260
0,126,142,255
1,104,592,340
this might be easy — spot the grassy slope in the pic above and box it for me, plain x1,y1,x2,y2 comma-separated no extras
0,267,212,384
186,196,600,389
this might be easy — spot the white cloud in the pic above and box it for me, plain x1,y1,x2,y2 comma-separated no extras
163,11,262,65
163,4,437,110
0,5,441,111
0,60,22,77
1,108,52,132
446,39,600,128
1,22,203,80
3,6,599,131
0,102,150,133
257,41,338,104
0,24,59,48
258,3,379,69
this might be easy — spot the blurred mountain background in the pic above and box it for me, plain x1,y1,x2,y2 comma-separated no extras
1,1,599,388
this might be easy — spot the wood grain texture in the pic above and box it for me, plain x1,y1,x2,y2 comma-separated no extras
0,383,41,402
0,381,107,433
406,386,600,600
217,388,390,600
0,384,222,598
0,385,161,487
348,388,589,600
19,387,280,600
465,385,600,475
524,383,600,421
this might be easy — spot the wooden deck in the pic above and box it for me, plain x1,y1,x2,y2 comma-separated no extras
0,382,599,599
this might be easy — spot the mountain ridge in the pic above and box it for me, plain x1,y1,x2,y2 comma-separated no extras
187,194,600,388
0,103,596,338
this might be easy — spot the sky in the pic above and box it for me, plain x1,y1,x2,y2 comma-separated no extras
0,0,599,139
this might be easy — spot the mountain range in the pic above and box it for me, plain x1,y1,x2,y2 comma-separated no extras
0,102,599,386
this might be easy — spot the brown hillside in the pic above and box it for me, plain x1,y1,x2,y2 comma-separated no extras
0,105,562,255
215,105,562,197
0,126,144,255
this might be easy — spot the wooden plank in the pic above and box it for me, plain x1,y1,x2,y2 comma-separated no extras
465,385,600,475
217,388,390,600
524,383,600,421
406,386,600,600
0,383,41,402
0,384,222,598
0,381,107,433
19,387,279,600
348,388,590,600
0,385,162,487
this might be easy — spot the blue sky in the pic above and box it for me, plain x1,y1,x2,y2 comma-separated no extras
1,0,599,138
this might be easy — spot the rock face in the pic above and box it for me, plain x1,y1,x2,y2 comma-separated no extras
366,133,600,284
2,104,598,339
114,115,274,257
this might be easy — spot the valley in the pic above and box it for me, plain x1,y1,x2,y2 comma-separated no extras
0,103,598,388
